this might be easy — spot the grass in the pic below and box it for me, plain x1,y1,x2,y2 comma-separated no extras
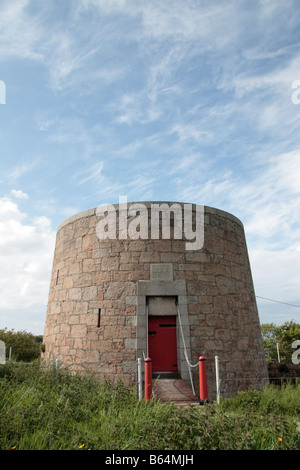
0,361,299,450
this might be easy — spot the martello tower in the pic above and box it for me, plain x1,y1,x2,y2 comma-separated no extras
43,201,268,399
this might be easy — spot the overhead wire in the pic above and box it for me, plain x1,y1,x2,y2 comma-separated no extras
256,295,300,309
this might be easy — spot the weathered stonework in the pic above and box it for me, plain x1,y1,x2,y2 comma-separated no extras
43,202,268,397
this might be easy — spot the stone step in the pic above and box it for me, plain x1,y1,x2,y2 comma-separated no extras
153,378,199,405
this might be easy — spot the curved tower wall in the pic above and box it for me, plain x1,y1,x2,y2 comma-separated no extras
43,202,268,397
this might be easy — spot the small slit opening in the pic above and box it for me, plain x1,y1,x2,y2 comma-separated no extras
97,308,101,327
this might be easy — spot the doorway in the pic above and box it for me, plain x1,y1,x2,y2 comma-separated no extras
136,279,191,385
148,316,178,372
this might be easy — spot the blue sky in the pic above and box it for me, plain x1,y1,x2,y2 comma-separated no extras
0,0,300,335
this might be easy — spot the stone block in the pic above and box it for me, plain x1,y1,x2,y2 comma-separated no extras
68,288,82,301
105,282,136,300
82,286,98,301
71,324,87,338
101,257,119,271
83,258,96,272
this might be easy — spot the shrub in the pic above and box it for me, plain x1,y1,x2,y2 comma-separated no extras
0,329,41,362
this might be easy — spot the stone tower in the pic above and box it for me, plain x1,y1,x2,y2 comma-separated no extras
43,201,268,398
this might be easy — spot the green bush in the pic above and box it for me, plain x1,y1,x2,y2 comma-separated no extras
261,321,300,363
0,329,42,362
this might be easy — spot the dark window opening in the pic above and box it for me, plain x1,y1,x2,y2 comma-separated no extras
97,308,101,327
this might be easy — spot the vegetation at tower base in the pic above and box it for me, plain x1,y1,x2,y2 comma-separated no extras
0,362,299,450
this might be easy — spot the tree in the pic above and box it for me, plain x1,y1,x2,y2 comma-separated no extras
261,323,279,363
261,320,300,363
0,328,42,362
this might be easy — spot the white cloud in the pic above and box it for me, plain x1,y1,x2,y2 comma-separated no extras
10,189,29,200
250,248,300,324
250,249,300,300
0,194,56,334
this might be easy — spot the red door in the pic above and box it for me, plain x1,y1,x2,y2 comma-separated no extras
148,316,178,372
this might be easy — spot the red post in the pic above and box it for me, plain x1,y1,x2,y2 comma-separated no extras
144,357,152,401
199,356,208,403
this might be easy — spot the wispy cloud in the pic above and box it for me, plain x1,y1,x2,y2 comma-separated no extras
9,160,38,182
0,0,43,61
167,144,300,255
74,161,105,185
